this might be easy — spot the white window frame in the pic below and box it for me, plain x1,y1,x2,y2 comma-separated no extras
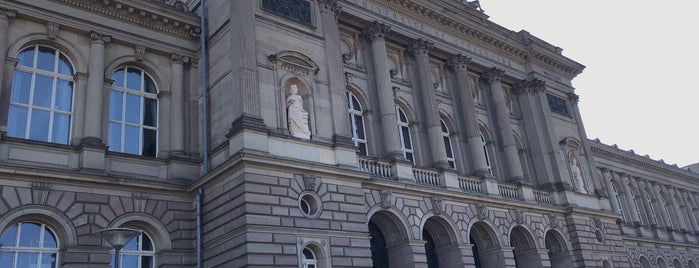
0,222,60,268
301,247,318,268
9,45,74,144
611,183,626,221
631,194,644,225
112,230,155,268
440,119,455,169
480,132,492,175
396,106,414,164
347,91,367,156
646,190,659,225
661,195,673,228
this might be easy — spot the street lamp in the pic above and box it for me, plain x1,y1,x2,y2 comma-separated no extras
99,228,142,268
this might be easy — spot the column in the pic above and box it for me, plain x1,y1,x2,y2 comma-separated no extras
408,38,449,168
483,68,524,182
362,21,402,159
170,53,187,156
319,0,352,145
70,73,88,145
448,55,490,176
602,169,622,218
0,8,16,132
82,31,111,145
651,182,675,229
619,174,642,225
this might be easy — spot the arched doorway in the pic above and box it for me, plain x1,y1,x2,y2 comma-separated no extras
422,217,461,268
544,230,572,268
639,256,651,268
469,222,504,268
368,211,409,268
510,226,542,268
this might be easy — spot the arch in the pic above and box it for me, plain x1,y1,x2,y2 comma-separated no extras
367,209,411,245
109,212,173,251
8,33,88,74
509,226,541,268
345,83,370,111
0,205,77,247
688,259,696,268
421,215,461,247
368,209,412,268
468,221,504,268
299,240,330,268
609,179,628,222
658,257,668,268
544,230,572,268
268,50,320,76
673,259,682,268
422,215,465,268
104,55,169,93
638,256,651,268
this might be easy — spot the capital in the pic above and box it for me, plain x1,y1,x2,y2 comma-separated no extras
483,67,505,83
0,8,16,21
408,38,433,56
90,31,111,44
171,53,190,65
447,54,471,71
362,21,391,41
317,0,342,17
568,93,580,104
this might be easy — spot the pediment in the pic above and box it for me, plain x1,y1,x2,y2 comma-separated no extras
268,51,320,76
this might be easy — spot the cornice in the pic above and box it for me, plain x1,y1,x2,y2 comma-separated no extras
53,0,200,39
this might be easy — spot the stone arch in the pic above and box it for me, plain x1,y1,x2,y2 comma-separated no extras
268,50,319,76
104,55,170,93
509,225,542,268
108,212,173,251
395,98,416,124
421,215,461,247
468,220,504,268
368,208,412,268
422,215,465,268
0,204,77,247
544,229,572,268
658,257,668,268
346,83,369,111
688,259,696,268
638,255,651,268
8,33,88,73
673,259,682,268
367,208,411,245
299,239,331,268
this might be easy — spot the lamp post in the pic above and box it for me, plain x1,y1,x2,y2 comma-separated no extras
99,228,141,268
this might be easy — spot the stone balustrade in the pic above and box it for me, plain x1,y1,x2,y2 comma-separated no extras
498,184,520,200
413,167,441,187
533,190,552,204
458,176,483,193
358,157,393,178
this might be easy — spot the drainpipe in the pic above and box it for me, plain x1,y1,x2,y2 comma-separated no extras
197,0,209,268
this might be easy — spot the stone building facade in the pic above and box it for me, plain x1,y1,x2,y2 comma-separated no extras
0,0,697,267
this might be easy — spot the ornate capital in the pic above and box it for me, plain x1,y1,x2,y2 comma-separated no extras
171,53,190,65
408,38,433,56
362,21,391,41
447,54,471,71
0,8,16,21
568,93,580,104
317,0,342,18
90,31,112,44
483,67,505,83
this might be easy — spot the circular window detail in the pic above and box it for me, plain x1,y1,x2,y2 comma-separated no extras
595,229,605,243
299,193,321,217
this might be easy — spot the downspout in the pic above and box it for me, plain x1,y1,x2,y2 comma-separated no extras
197,0,209,268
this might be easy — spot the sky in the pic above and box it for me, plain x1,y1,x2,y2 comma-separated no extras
481,1,699,167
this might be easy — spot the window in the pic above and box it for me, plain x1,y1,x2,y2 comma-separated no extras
396,107,414,164
301,248,317,268
546,93,569,117
440,119,455,169
0,222,59,268
480,132,492,175
347,91,367,155
108,67,158,157
8,45,74,144
661,194,673,228
631,194,643,225
610,183,626,221
111,230,155,268
646,190,658,225
299,194,321,217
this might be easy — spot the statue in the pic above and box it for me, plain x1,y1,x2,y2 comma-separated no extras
287,84,311,139
570,155,587,194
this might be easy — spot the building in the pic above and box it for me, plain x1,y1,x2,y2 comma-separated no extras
0,0,697,267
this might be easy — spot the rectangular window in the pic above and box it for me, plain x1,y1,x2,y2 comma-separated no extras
546,93,570,117
261,0,312,26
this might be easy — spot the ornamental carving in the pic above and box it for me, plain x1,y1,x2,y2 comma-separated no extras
514,209,524,224
90,31,112,44
303,174,316,191
0,8,17,20
172,53,190,65
447,54,472,71
548,214,559,228
379,190,392,209
408,38,433,56
568,93,580,104
317,0,342,17
135,46,146,61
431,196,443,215
514,78,546,95
47,22,59,39
591,217,603,230
268,51,320,76
476,204,488,220
546,93,570,117
363,21,391,41
483,67,505,83
31,181,51,205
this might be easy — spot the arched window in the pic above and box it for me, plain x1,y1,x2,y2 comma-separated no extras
111,230,155,268
630,191,644,225
480,132,492,175
301,247,318,268
645,189,659,225
347,91,367,155
8,45,74,144
639,256,651,268
0,222,59,268
610,182,626,221
396,106,414,164
440,119,455,169
661,194,673,228
108,66,158,157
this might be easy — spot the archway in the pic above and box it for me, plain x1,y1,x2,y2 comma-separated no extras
658,258,667,268
368,211,409,268
544,230,572,268
638,256,651,268
510,226,542,268
688,259,696,268
673,259,682,268
469,221,504,268
422,217,461,268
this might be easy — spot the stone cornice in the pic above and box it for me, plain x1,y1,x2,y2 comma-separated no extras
590,140,699,183
54,0,200,39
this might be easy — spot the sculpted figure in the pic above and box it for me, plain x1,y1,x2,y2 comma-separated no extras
287,84,311,139
570,155,587,194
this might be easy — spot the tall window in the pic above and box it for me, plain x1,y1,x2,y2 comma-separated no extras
440,119,455,169
301,247,317,268
646,190,659,225
108,67,158,157
0,222,59,268
480,132,492,175
611,183,626,221
631,193,644,225
661,194,673,228
111,230,155,268
8,45,74,144
396,107,414,164
347,91,367,155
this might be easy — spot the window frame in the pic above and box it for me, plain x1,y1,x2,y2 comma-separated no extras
396,106,414,164
346,91,367,156
0,222,60,268
301,247,318,268
440,119,455,169
111,230,155,268
645,190,659,225
480,132,492,175
610,182,626,221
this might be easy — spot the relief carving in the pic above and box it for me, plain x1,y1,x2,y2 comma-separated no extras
380,190,392,209
303,174,316,191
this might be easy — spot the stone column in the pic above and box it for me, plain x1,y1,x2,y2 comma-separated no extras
0,8,16,133
82,31,111,145
602,169,623,218
620,174,642,225
387,240,427,268
70,73,88,145
362,21,402,160
319,0,352,146
170,53,188,156
652,182,675,229
483,68,524,182
448,55,490,176
408,38,449,168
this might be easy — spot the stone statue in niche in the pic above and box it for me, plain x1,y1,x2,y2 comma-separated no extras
570,154,587,194
287,84,310,139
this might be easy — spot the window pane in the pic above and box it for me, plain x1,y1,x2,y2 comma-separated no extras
399,110,407,122
112,68,125,87
55,80,73,112
126,68,142,90
41,253,57,268
109,91,123,121
358,143,367,156
17,47,35,67
144,75,157,94
0,252,13,268
125,94,141,124
18,222,41,247
142,234,153,251
108,123,122,152
123,238,138,251
354,115,364,139
51,113,70,144
351,96,361,110
57,54,73,76
141,256,154,268
16,252,38,268
444,137,453,158
401,126,412,149
33,74,54,108
43,228,57,248
29,110,51,142
8,106,28,138
37,46,56,72
122,255,138,268
124,125,140,155
0,224,17,246
143,129,157,157
406,152,414,163
11,70,32,104
143,97,157,127
441,121,448,133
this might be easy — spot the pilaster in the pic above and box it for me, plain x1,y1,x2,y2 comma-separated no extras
0,8,17,133
170,53,188,156
70,73,88,145
82,31,111,146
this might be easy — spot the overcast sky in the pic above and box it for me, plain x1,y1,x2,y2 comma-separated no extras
482,1,699,167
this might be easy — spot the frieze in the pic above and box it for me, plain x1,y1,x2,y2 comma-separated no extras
262,0,312,26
